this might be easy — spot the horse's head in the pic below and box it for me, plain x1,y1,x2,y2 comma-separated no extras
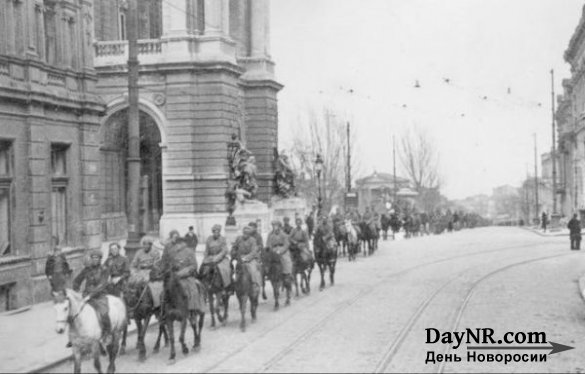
52,289,70,334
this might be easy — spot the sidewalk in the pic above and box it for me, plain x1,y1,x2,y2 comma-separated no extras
0,300,143,373
522,225,569,237
0,247,210,373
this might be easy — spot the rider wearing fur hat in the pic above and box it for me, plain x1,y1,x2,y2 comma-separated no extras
72,249,111,343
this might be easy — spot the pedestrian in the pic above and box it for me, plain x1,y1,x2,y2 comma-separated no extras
45,236,71,292
185,225,199,252
568,213,582,250
541,211,548,232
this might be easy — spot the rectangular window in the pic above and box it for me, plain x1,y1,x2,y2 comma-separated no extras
51,144,68,245
44,5,57,64
0,140,13,257
119,13,126,40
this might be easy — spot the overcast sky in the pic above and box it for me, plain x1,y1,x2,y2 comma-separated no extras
270,0,583,200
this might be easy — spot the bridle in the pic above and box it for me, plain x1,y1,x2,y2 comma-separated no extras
56,296,88,324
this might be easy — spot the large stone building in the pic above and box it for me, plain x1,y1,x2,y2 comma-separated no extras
0,0,280,310
0,0,104,310
355,172,412,213
558,4,585,219
93,0,281,242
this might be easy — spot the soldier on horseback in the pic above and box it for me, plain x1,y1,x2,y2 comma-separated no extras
266,220,293,305
72,249,111,345
129,237,163,306
230,226,262,287
104,243,130,296
160,233,203,310
201,224,232,290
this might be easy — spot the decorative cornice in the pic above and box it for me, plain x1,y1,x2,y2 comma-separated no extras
565,5,585,63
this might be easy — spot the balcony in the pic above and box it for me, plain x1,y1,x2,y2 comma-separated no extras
94,39,162,67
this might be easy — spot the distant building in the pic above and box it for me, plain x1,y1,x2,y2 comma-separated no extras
355,172,411,213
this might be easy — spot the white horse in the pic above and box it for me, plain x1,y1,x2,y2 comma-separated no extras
53,289,127,374
344,219,359,261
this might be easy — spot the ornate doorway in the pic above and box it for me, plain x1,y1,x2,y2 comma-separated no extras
100,109,163,239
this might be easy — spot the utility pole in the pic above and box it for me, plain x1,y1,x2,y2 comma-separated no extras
124,0,141,261
551,69,558,216
534,133,539,223
347,121,351,192
393,134,398,205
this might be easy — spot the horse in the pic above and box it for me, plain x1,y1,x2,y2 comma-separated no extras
359,221,378,256
122,280,168,361
290,242,314,296
53,289,127,374
344,219,359,262
333,221,348,257
162,271,205,363
260,247,292,309
380,214,390,241
199,264,231,328
233,257,260,332
313,230,338,291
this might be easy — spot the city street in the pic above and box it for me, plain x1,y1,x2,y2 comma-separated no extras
43,227,585,373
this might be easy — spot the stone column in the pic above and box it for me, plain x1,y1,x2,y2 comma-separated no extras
250,0,267,57
221,0,230,36
203,0,223,36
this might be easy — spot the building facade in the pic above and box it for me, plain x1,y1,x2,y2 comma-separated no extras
0,0,280,310
0,0,104,310
355,172,411,213
93,0,282,243
558,4,585,219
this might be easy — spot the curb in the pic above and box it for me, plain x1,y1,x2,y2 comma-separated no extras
26,321,158,373
520,227,568,237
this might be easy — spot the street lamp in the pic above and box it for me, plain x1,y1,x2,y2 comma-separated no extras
315,154,324,216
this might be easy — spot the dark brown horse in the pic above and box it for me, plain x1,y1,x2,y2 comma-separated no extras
290,243,314,296
199,264,231,328
122,281,168,361
313,230,338,291
233,258,260,332
359,221,378,256
260,248,292,309
162,271,205,363
333,221,349,257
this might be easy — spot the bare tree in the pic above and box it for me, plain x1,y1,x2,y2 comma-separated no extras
287,105,359,213
398,126,442,212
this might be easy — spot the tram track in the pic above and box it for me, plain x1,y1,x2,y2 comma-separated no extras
204,241,560,373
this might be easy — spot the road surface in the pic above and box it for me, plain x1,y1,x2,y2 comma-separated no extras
44,227,585,373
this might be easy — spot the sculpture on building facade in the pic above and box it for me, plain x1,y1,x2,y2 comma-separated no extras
273,149,296,198
226,135,259,224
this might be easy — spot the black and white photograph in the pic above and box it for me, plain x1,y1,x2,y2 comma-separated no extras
0,0,585,372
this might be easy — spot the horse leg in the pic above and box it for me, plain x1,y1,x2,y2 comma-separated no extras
273,279,280,310
251,294,258,321
73,347,83,374
294,271,300,297
194,311,204,349
285,275,291,306
120,322,127,355
167,320,176,362
179,319,189,355
139,315,151,362
261,274,267,300
208,291,216,328
222,292,229,324
329,262,336,286
92,343,102,374
153,320,163,353
106,333,119,374
240,296,248,332
319,262,326,291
